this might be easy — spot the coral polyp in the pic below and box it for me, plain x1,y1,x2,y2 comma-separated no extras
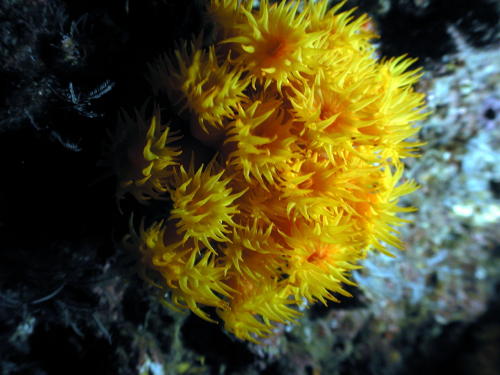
112,110,181,202
168,161,246,252
114,0,427,343
220,0,323,91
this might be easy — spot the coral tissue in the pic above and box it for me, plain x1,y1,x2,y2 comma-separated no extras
115,0,427,343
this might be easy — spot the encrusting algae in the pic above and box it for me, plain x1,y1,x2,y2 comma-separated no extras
113,0,428,343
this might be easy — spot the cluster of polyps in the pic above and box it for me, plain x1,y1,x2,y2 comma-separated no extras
114,0,427,343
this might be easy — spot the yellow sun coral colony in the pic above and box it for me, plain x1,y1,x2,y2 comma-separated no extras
115,0,428,343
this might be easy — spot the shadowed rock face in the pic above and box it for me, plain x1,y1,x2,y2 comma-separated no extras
347,0,500,62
